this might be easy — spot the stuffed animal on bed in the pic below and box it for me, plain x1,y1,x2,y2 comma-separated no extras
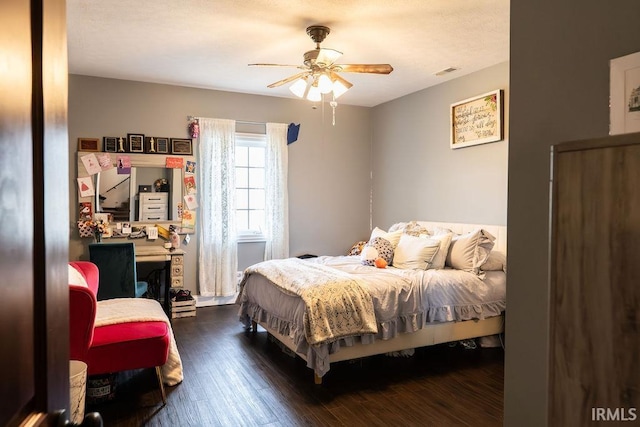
361,237,394,268
347,240,367,256
374,258,388,268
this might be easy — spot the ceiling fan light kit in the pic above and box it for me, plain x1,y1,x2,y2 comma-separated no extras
251,25,393,125
289,78,308,98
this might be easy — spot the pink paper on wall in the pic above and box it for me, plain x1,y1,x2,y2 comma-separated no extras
166,157,184,169
117,155,131,174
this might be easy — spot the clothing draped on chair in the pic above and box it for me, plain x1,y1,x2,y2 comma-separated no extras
197,118,238,297
264,123,289,260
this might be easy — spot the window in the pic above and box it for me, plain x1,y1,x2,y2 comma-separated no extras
235,133,266,240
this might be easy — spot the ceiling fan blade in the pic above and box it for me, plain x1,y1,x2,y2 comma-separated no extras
249,63,304,68
329,71,353,89
332,64,394,74
267,72,309,88
315,48,342,67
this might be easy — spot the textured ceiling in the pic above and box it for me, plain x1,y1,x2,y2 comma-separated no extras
67,0,510,107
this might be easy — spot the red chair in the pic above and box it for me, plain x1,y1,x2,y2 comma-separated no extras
69,261,170,404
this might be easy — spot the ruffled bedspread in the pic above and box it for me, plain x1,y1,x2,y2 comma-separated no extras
95,298,184,386
242,258,378,345
237,255,506,377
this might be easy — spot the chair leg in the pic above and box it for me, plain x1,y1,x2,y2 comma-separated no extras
155,366,167,405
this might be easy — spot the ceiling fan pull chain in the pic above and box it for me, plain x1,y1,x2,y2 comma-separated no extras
330,95,337,126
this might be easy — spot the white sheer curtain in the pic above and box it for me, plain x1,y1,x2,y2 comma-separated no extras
264,123,289,260
197,118,238,297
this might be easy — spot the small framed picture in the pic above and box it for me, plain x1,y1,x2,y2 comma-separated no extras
610,51,640,135
103,137,118,153
450,89,504,149
171,138,193,155
128,133,145,153
155,137,170,154
78,138,100,152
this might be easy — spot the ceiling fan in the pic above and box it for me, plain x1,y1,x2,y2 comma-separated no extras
249,25,394,102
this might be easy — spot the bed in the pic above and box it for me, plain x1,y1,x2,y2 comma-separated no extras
237,221,506,383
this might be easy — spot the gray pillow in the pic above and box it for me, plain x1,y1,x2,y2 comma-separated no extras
445,229,496,275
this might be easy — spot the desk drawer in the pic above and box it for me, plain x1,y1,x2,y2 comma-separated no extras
140,193,168,203
171,277,184,288
140,213,168,221
171,264,183,277
141,204,167,213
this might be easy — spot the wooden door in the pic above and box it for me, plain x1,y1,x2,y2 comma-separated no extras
0,0,71,425
549,133,640,426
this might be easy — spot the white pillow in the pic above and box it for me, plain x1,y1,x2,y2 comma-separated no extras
393,234,440,270
423,231,454,270
445,229,496,275
370,227,403,248
68,264,88,287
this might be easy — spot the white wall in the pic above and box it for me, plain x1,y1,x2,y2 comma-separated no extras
371,62,509,229
68,75,373,294
507,1,640,425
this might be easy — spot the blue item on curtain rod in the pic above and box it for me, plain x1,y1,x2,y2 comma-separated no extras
287,123,300,145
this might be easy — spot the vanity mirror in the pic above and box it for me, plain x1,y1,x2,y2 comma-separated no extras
77,152,196,231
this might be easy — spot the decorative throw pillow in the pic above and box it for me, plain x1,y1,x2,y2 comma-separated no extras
432,226,453,235
68,264,88,287
347,240,368,256
445,229,496,275
387,221,429,237
370,227,403,248
361,237,395,267
481,250,507,272
387,222,406,233
401,221,430,237
392,234,440,270
424,231,454,269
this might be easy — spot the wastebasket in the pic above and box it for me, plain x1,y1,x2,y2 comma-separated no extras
87,373,117,404
69,360,87,424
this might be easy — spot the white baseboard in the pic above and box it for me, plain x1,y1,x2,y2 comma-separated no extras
194,271,243,307
194,293,238,307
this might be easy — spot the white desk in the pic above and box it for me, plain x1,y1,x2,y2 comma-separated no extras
135,246,185,315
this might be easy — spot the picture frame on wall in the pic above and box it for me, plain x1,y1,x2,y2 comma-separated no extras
78,138,100,152
155,137,170,154
450,89,504,149
103,136,118,153
128,133,145,153
610,51,640,135
171,138,193,155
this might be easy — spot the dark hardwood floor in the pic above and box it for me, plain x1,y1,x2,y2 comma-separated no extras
87,304,504,426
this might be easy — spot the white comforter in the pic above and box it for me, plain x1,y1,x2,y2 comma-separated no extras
242,258,378,345
237,255,506,377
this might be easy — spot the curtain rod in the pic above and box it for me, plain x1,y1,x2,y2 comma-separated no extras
187,115,265,126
